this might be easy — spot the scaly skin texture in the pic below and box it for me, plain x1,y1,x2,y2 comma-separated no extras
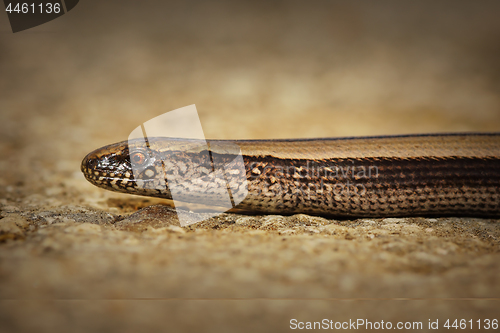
81,133,500,217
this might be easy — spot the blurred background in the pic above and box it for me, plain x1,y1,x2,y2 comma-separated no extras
1,0,500,332
2,1,500,170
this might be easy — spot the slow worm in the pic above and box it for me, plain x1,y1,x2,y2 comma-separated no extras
81,133,500,217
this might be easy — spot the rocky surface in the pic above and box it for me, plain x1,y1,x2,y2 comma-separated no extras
1,1,499,332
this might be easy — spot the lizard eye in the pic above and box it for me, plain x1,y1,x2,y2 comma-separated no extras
130,152,147,166
87,158,98,169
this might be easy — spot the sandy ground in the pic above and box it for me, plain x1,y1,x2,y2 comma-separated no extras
0,1,499,332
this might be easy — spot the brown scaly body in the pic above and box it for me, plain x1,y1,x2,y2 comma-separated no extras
81,133,500,217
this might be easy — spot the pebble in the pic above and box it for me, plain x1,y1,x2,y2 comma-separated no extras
381,218,407,224
0,214,29,229
235,217,256,225
0,216,25,235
